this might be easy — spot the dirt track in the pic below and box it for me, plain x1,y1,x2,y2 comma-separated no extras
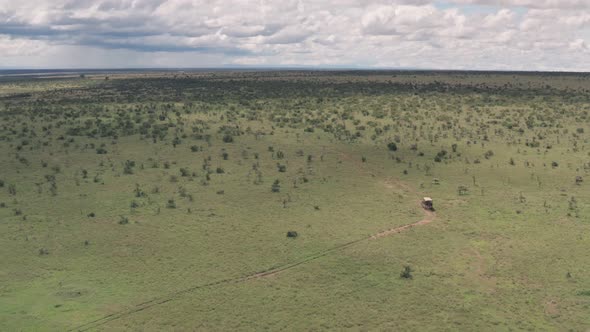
371,208,436,239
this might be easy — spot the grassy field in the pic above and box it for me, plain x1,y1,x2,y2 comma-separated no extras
0,71,589,331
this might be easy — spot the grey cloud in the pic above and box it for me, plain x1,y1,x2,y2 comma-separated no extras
448,0,590,10
221,24,283,38
265,28,313,44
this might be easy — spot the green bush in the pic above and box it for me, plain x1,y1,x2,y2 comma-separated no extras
271,180,280,193
166,199,176,209
400,265,413,279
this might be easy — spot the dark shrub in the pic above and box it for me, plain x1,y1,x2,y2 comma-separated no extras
271,180,280,193
387,142,398,151
180,168,190,177
400,265,413,279
166,199,176,209
222,134,234,143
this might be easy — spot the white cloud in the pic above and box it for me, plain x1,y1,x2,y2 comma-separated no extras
0,35,48,56
0,0,589,70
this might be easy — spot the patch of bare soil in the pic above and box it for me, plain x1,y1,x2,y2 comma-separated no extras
544,299,559,316
382,177,413,193
466,247,497,293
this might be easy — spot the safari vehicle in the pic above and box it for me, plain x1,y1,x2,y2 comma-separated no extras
421,197,434,211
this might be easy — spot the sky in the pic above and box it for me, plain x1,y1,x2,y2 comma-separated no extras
0,0,589,71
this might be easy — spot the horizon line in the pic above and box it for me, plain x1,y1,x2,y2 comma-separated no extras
1,66,590,76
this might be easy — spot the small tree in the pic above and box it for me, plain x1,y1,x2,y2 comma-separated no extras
123,160,135,175
118,216,129,225
134,184,146,197
400,265,413,279
271,180,281,193
569,196,577,211
167,199,176,209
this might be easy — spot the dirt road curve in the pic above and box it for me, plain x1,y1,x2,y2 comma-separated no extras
371,208,436,239
247,204,436,282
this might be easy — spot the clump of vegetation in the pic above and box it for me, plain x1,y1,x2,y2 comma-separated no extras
271,180,281,193
8,184,16,196
400,265,413,279
166,199,177,209
222,134,234,143
458,185,469,196
434,150,448,162
123,160,136,174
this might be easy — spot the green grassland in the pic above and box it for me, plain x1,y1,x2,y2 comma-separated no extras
0,71,589,331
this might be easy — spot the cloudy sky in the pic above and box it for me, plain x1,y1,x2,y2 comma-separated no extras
1,0,589,70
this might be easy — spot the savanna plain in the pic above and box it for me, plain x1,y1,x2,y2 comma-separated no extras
0,70,589,331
